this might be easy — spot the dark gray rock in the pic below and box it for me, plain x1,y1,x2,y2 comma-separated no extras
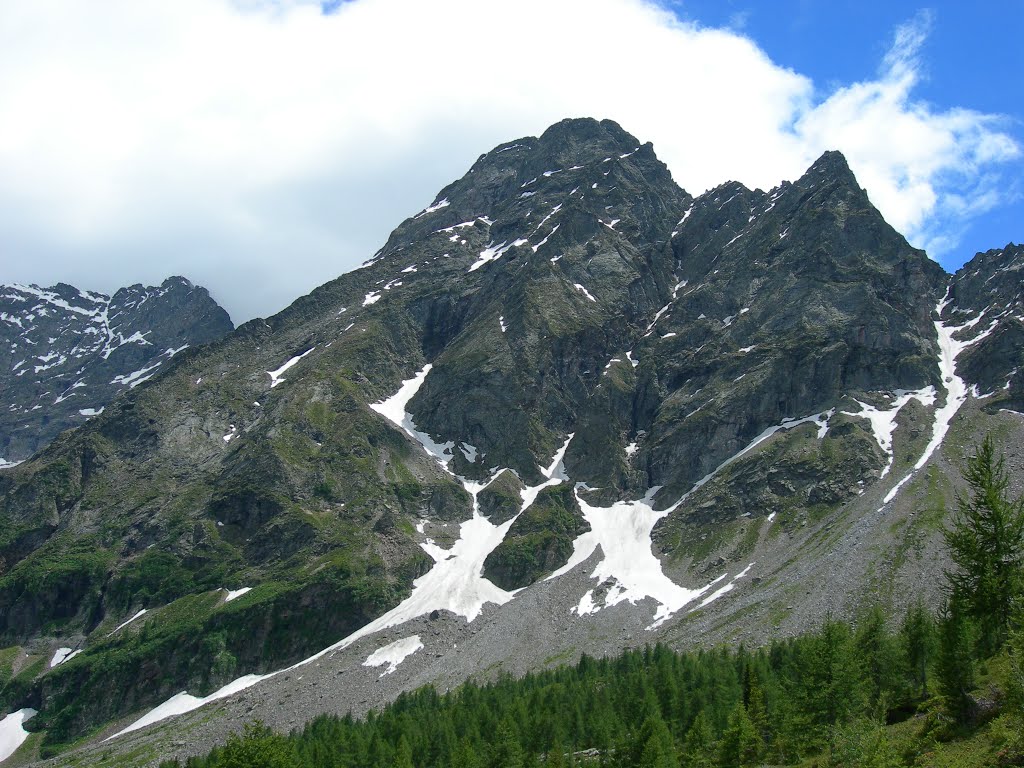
0,277,233,463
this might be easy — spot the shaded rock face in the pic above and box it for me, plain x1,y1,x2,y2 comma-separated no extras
0,276,233,463
483,484,590,590
0,117,1019,751
948,244,1024,404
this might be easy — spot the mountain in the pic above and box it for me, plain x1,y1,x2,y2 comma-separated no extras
0,118,1021,767
0,277,234,465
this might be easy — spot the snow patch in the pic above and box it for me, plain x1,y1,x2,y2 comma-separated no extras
573,284,597,302
532,224,559,252
110,360,163,389
369,365,454,467
695,563,754,609
550,487,718,628
414,198,450,218
50,647,82,668
363,635,423,677
0,709,37,762
881,291,1000,505
224,587,252,603
109,675,271,740
469,239,527,272
266,347,315,388
644,304,671,335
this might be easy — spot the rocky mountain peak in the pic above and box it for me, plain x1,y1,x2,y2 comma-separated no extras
803,148,856,180
0,277,232,464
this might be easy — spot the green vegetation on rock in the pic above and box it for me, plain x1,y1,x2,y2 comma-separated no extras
483,485,590,590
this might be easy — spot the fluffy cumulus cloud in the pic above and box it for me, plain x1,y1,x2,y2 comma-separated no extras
0,0,1017,321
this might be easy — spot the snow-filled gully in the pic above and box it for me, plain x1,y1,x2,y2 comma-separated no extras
104,367,835,740
880,289,999,506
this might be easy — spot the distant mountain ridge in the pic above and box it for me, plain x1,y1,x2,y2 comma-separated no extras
0,118,1021,767
0,276,233,465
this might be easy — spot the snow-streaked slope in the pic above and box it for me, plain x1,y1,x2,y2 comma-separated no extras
111,368,575,739
883,291,999,505
548,411,832,627
842,388,935,477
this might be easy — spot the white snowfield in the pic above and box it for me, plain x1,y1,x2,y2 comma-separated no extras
0,708,36,763
224,587,252,603
363,636,424,677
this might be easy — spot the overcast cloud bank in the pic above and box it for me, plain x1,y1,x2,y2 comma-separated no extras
0,0,1018,322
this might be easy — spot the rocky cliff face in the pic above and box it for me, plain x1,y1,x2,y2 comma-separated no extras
0,119,1020,765
947,244,1024,403
0,277,233,464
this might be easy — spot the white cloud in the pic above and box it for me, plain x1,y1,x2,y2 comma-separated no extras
0,0,1017,321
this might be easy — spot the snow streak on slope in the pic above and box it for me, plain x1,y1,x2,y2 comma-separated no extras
108,609,147,636
369,365,454,464
266,347,315,388
882,290,999,505
110,676,270,740
842,388,936,478
49,647,82,668
677,410,834,504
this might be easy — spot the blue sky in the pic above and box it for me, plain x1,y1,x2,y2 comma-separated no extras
0,0,1020,321
672,0,1023,270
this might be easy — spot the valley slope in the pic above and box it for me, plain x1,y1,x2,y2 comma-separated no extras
0,118,1022,767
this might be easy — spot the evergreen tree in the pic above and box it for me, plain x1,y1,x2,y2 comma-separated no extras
545,737,567,768
716,701,762,768
218,722,300,768
899,597,937,699
394,735,414,768
451,737,484,768
828,718,901,768
742,666,771,755
854,605,900,715
489,719,525,768
944,435,1024,654
936,597,976,723
637,715,680,768
999,597,1024,763
681,711,716,768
